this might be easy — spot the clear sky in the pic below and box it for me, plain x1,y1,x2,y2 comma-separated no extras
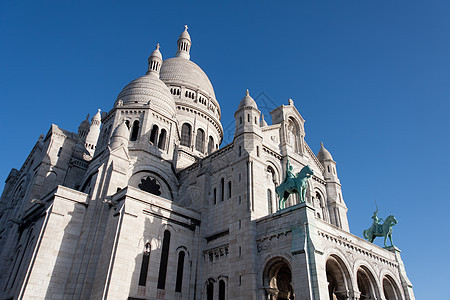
1,1,448,298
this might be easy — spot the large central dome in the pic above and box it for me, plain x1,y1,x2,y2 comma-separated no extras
160,57,216,99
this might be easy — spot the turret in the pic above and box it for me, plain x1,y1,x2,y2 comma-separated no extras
175,25,191,60
78,114,90,142
317,142,349,231
260,114,268,127
85,109,102,157
234,90,262,138
146,43,163,76
109,121,129,152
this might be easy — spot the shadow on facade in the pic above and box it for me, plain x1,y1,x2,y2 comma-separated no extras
128,210,163,299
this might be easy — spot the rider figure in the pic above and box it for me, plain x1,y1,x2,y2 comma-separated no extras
284,158,296,190
372,209,383,234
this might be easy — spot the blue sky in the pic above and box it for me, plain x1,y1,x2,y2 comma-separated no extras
1,1,449,298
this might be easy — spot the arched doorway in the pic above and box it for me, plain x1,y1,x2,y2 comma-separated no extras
263,257,294,300
326,255,351,300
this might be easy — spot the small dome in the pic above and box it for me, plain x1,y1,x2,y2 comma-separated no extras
115,74,176,117
160,57,216,99
238,89,258,110
112,121,129,139
178,25,191,41
110,121,129,150
317,142,333,161
79,115,90,129
150,43,162,60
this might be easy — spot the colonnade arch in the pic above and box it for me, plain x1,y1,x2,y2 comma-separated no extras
356,265,379,299
382,275,402,300
325,254,352,300
263,257,294,300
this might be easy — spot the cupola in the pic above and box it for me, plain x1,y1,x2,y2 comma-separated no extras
238,89,258,110
147,43,163,76
317,142,333,162
110,121,130,150
175,25,192,60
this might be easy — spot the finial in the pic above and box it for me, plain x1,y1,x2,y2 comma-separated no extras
86,114,90,120
156,43,160,50
246,89,249,96
320,142,324,147
288,98,294,105
184,24,188,31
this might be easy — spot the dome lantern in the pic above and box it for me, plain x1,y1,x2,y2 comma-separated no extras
175,25,192,60
147,43,163,76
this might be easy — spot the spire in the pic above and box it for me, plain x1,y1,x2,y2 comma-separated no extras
260,114,268,127
175,25,192,60
147,43,163,76
91,109,101,126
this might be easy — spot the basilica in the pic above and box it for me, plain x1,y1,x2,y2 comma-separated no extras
0,26,415,300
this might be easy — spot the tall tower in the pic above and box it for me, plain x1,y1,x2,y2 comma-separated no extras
84,109,102,158
317,142,349,231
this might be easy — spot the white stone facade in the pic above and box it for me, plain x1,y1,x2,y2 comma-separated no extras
0,27,414,300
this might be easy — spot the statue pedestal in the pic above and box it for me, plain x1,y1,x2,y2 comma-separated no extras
384,245,400,251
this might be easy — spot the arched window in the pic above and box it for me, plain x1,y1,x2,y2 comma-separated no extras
125,120,130,129
130,120,140,141
219,280,226,300
208,136,214,154
157,230,171,290
150,125,159,144
175,251,185,292
221,178,225,202
158,129,167,150
207,281,214,300
228,181,232,199
138,243,151,286
195,129,205,152
267,189,273,214
180,123,192,147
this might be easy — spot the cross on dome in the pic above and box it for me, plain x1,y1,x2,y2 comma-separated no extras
184,24,188,31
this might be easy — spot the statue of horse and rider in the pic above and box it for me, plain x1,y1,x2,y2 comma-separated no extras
363,209,397,247
275,158,314,209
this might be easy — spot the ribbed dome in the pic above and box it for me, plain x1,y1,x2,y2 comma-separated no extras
238,89,258,109
317,142,333,161
160,57,216,99
115,74,176,117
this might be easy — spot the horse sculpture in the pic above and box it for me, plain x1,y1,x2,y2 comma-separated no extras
363,215,397,247
275,165,314,210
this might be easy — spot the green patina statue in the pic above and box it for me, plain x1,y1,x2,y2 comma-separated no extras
275,158,314,210
363,209,398,247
